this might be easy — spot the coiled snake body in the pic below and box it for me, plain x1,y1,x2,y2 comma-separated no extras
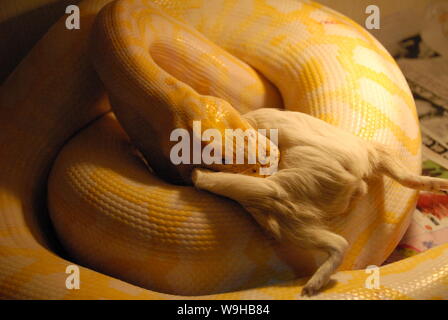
0,0,447,299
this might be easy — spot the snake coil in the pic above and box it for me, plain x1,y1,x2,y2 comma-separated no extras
0,0,447,299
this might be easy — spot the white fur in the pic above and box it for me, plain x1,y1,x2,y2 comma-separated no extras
192,108,448,296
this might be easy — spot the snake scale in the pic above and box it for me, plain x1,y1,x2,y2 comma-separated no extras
0,0,448,299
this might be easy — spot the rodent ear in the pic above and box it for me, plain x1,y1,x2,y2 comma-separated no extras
264,214,281,240
248,208,282,240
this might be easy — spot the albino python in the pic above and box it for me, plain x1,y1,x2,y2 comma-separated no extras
0,0,448,299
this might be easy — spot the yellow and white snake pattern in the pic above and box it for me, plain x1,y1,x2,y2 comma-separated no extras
0,0,447,299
